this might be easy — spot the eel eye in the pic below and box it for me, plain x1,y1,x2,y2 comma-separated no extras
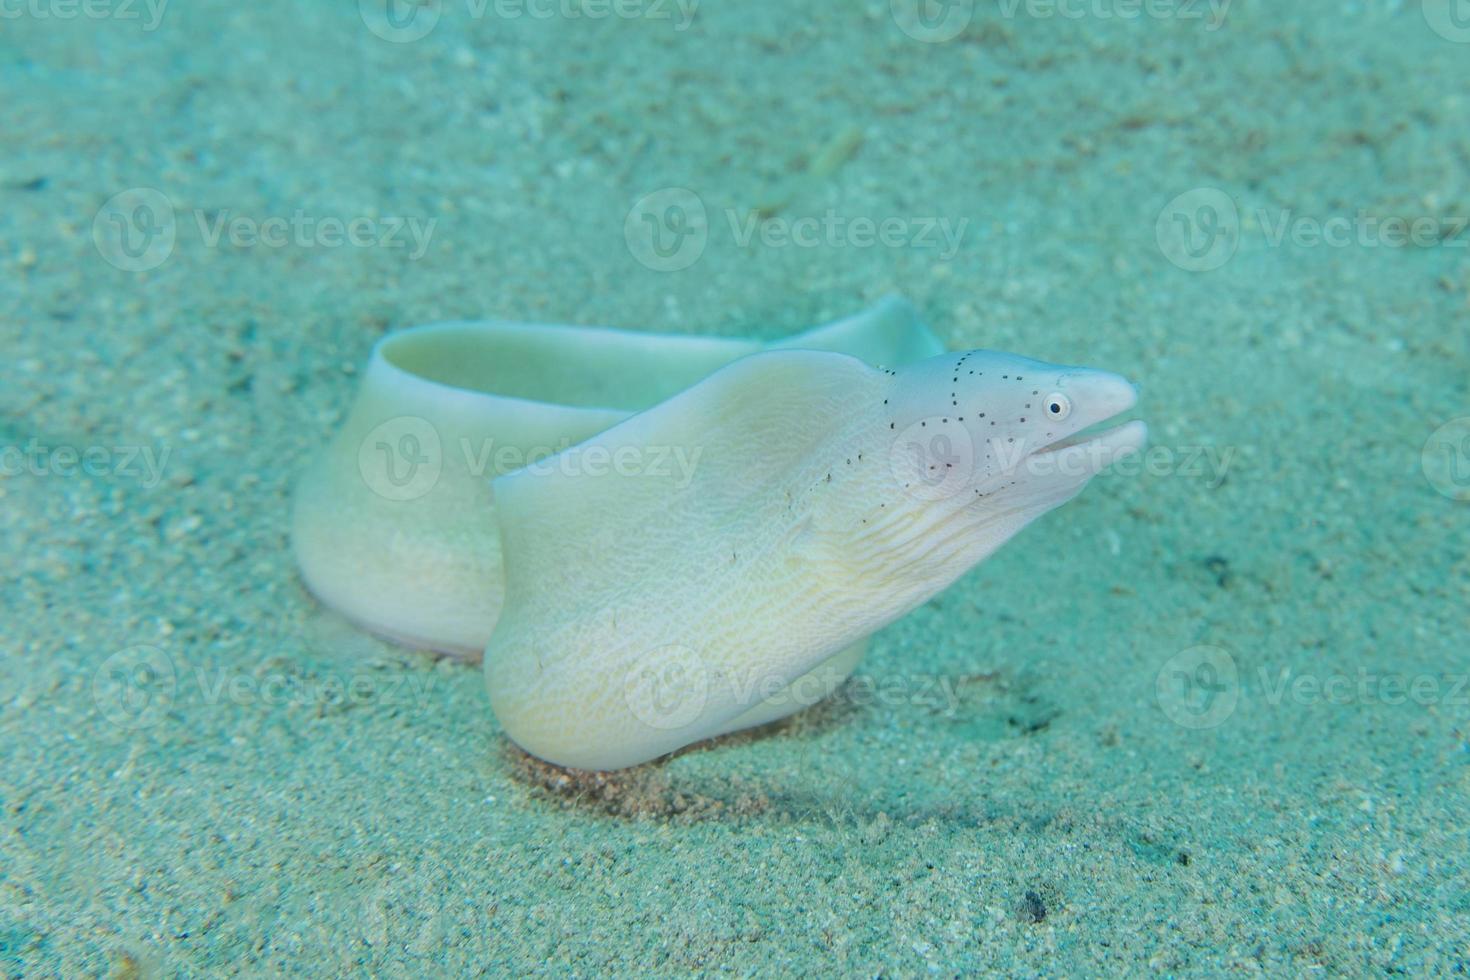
1044,393,1071,420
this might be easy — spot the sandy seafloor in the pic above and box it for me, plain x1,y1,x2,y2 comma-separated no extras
2,0,1469,974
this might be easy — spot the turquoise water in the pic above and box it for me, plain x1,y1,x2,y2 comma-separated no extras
3,1,1469,974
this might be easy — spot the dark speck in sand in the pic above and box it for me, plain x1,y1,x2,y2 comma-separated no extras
1203,555,1231,588
1017,890,1048,924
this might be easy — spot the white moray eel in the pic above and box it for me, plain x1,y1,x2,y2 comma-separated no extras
291,298,1144,770
291,296,942,658
485,346,1146,770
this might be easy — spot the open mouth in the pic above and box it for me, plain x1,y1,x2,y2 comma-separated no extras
1028,419,1149,475
1026,371,1147,475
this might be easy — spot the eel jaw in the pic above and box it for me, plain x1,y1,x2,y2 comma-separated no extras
1029,418,1150,477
